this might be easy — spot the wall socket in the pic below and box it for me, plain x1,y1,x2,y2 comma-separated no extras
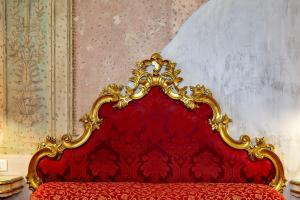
0,159,8,172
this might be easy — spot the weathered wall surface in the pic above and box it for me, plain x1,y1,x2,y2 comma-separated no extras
162,0,300,198
73,0,208,133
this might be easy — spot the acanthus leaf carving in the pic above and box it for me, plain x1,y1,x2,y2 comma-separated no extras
209,114,232,131
100,84,122,99
190,84,212,99
247,137,275,160
80,114,103,131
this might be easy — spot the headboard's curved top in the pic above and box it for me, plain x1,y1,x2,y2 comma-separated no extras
27,53,286,192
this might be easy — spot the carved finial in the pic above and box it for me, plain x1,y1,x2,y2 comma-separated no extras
190,85,212,99
151,52,162,60
80,114,102,131
46,136,56,144
37,136,56,150
255,137,274,151
247,137,274,160
209,114,232,131
100,84,122,99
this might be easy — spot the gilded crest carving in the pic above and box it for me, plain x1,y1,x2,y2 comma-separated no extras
27,53,286,193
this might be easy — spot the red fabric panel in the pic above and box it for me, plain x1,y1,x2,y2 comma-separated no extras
31,182,284,200
37,87,275,184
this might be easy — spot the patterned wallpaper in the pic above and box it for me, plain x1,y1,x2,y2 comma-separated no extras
73,0,208,133
0,0,72,154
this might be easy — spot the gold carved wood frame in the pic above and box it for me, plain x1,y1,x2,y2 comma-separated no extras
27,53,286,192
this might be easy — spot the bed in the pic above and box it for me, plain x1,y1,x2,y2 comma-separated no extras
27,53,286,199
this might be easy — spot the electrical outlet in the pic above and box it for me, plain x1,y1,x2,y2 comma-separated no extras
0,159,8,172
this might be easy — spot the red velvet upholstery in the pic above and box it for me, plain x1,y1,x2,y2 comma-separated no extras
31,182,284,200
37,87,275,184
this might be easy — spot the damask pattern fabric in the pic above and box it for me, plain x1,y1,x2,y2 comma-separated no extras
37,87,275,184
31,182,284,200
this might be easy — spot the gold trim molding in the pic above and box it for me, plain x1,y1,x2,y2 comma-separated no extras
27,53,286,192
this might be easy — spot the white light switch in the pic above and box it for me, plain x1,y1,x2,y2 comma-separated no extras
0,159,8,172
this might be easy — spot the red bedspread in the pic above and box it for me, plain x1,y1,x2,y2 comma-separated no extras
31,182,284,200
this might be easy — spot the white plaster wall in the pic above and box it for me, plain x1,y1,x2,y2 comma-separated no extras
162,0,300,199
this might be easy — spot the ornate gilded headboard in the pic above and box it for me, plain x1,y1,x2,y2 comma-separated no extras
27,53,286,192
